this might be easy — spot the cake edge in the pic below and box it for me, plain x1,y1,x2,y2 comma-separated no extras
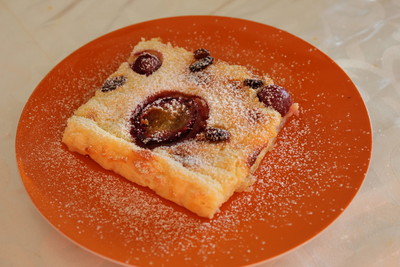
62,115,249,218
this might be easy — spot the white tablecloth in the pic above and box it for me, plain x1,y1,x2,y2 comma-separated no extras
1,0,399,266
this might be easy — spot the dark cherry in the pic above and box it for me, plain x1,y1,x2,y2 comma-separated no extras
257,84,293,116
131,51,162,76
204,127,230,142
131,92,209,148
243,79,264,89
193,48,210,59
101,76,127,92
189,56,214,72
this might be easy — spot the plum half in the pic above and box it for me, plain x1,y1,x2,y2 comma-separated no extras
257,84,293,116
130,91,209,148
131,50,162,76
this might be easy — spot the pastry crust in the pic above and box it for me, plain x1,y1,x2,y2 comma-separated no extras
62,38,296,218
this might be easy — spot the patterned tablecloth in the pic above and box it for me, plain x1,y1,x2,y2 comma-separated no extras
1,0,399,266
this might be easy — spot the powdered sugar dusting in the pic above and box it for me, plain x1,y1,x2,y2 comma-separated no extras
17,24,371,266
20,90,368,265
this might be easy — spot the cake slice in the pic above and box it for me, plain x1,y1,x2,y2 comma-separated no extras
62,38,298,218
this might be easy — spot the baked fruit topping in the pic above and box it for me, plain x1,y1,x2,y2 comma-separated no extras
131,50,162,76
204,127,230,142
101,76,127,92
130,92,209,148
257,84,293,116
189,56,214,72
243,78,264,89
193,48,211,59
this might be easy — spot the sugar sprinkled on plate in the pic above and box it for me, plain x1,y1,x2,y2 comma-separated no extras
17,24,371,266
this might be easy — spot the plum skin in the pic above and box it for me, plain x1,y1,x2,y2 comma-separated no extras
257,84,293,116
131,50,162,76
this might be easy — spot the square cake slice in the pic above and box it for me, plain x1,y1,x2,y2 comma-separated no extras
62,38,298,218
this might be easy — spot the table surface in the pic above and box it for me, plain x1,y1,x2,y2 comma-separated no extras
1,0,399,266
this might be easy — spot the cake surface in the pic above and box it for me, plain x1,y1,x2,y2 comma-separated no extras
62,38,298,218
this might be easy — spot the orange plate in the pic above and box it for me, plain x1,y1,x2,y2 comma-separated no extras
16,16,372,266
